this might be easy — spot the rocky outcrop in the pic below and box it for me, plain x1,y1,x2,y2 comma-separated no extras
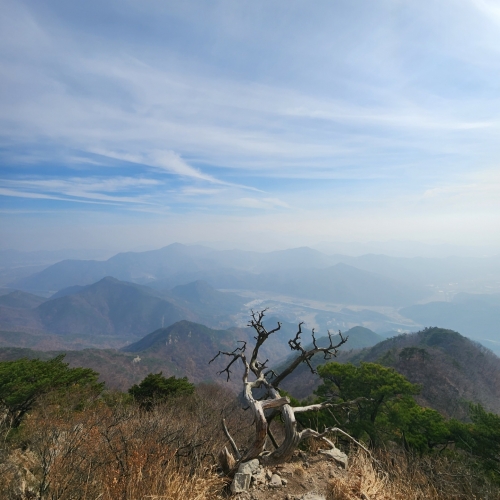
229,447,348,498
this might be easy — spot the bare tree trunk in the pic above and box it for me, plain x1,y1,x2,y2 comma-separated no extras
261,398,301,465
211,309,354,470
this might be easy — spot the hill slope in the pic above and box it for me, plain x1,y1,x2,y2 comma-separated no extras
281,327,500,418
122,320,238,384
400,293,500,353
0,290,46,309
0,321,242,390
164,280,246,327
37,277,195,337
0,278,197,342
277,326,385,398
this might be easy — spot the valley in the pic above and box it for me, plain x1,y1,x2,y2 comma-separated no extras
0,243,499,421
0,243,500,500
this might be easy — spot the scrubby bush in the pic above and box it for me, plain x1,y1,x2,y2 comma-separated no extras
0,383,244,499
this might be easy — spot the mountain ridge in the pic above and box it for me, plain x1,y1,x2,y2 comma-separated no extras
9,244,431,307
281,327,500,418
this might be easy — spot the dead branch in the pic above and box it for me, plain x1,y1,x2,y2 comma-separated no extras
293,396,369,414
300,427,372,456
222,418,241,460
271,327,348,387
211,309,358,469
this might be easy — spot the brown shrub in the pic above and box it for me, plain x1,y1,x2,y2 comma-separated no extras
0,384,240,499
328,448,498,500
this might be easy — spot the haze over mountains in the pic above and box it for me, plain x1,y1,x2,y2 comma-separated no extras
0,241,499,424
9,244,500,301
0,242,499,354
0,277,245,347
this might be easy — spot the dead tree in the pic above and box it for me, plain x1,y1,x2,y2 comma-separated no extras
210,309,360,468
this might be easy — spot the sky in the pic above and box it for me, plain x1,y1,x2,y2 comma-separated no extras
1,0,500,254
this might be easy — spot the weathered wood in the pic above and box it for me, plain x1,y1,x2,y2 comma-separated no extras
261,389,301,465
222,418,241,460
261,396,290,410
211,309,352,469
218,446,236,475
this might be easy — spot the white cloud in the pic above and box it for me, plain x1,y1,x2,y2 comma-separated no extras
0,177,161,205
2,12,499,182
1,0,500,250
179,187,224,196
91,149,220,183
0,187,119,204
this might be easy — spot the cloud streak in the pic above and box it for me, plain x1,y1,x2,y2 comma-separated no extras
1,0,500,250
0,177,161,205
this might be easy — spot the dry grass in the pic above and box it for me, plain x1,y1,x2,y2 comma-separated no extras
3,384,498,500
99,460,225,500
328,448,498,500
0,385,241,500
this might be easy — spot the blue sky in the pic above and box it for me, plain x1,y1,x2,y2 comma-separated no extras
1,0,500,253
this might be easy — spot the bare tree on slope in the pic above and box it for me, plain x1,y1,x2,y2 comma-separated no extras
211,309,364,470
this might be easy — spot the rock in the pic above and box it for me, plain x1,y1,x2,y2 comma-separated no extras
300,494,327,500
282,478,288,485
269,473,282,488
265,469,272,480
6,449,38,498
319,447,348,468
252,469,266,484
231,472,252,493
238,459,260,475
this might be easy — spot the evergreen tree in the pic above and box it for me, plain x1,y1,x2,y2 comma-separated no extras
128,372,195,409
0,355,103,428
315,362,421,445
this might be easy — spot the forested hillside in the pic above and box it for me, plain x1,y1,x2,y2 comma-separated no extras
282,327,500,418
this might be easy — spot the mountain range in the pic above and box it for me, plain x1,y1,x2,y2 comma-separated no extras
6,243,438,306
281,327,500,419
0,277,246,348
0,241,499,411
2,242,500,352
9,243,500,298
0,321,398,393
0,319,498,423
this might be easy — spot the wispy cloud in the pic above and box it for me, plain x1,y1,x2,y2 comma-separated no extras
0,187,121,205
2,7,498,180
0,177,161,205
1,0,500,250
179,187,224,196
91,149,221,183
468,0,500,25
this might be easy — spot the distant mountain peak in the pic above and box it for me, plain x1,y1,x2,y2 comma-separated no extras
0,290,46,309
